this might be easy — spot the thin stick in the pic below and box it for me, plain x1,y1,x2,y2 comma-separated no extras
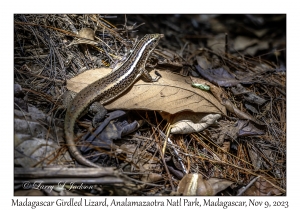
225,33,228,57
153,128,175,191
237,176,260,195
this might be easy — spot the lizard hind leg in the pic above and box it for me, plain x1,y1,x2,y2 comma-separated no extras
89,102,108,127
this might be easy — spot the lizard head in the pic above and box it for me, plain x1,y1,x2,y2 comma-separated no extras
143,34,164,50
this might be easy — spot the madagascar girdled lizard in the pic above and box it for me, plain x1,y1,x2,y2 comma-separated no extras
64,34,164,167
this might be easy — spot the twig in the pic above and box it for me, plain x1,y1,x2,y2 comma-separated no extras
237,176,260,195
152,128,175,191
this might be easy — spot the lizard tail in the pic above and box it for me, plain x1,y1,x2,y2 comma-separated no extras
64,110,100,168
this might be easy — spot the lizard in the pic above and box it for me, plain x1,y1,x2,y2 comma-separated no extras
64,34,164,167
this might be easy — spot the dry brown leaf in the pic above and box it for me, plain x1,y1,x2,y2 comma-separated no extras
248,147,262,170
243,177,282,196
67,68,226,115
233,36,259,51
14,105,65,167
207,34,226,53
244,41,269,56
66,68,110,91
14,137,59,168
222,98,264,125
196,55,212,70
160,111,221,134
177,174,233,195
68,28,97,46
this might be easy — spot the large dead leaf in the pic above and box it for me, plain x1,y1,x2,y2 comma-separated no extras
242,177,282,196
68,28,97,46
233,36,259,51
67,68,226,115
160,111,221,134
212,120,265,145
177,173,233,196
222,98,264,125
195,65,252,87
14,105,65,167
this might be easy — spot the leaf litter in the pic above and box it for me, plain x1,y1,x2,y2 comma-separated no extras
14,14,286,196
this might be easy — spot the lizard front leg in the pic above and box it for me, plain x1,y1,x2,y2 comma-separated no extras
141,68,161,82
